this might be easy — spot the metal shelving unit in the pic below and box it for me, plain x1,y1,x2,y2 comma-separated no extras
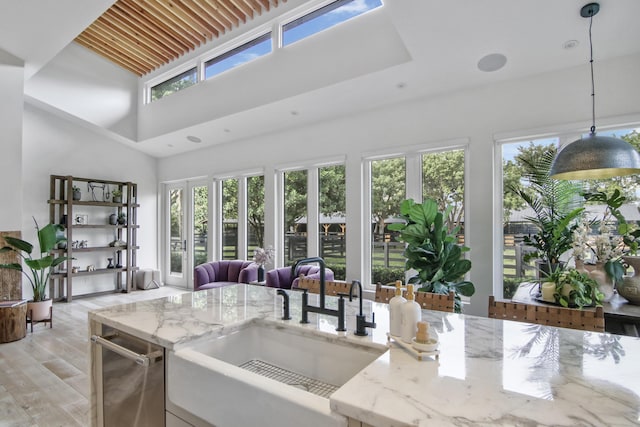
48,175,139,302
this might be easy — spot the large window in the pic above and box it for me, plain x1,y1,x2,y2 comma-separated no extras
423,149,466,235
247,175,265,259
366,147,467,287
151,67,197,102
499,128,640,299
205,33,272,80
222,178,239,260
283,0,383,46
192,185,208,267
370,157,406,284
319,164,346,279
284,170,308,265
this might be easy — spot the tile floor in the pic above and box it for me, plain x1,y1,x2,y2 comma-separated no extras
0,286,187,427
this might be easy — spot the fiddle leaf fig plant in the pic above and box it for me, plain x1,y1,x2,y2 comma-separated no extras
0,218,70,301
388,198,475,312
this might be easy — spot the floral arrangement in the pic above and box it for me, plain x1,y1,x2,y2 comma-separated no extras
572,216,624,264
253,246,274,266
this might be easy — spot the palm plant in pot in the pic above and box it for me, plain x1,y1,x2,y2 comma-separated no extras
507,149,584,278
0,218,70,320
388,198,474,313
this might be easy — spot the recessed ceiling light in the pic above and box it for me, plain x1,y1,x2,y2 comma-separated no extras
477,53,507,72
397,82,406,89
291,110,299,116
563,39,580,49
186,135,202,143
224,128,231,133
168,144,174,147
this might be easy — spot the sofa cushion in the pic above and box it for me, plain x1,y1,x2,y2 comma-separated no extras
194,260,257,291
266,265,334,289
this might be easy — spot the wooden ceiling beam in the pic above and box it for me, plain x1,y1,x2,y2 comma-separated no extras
119,0,193,52
101,10,176,62
76,33,148,75
201,0,234,31
108,4,182,57
156,0,213,42
207,0,239,28
179,0,225,35
218,0,246,25
228,0,253,20
256,0,270,13
140,0,202,48
75,0,287,75
85,23,160,69
244,0,263,16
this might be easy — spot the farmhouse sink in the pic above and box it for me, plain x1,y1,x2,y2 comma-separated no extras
167,319,387,427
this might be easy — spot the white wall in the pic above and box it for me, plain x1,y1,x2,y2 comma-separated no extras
25,42,139,141
157,53,640,316
21,104,158,299
0,48,24,230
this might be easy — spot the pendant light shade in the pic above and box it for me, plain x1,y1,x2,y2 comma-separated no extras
549,132,640,180
549,3,640,180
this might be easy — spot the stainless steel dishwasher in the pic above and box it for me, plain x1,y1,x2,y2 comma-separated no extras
91,327,165,427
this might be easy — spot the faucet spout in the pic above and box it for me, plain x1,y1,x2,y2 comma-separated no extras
291,257,326,308
349,280,376,336
292,257,345,332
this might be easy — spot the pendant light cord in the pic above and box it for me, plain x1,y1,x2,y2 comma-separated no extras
588,11,596,135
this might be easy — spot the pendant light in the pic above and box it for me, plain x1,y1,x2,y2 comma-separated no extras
549,3,640,180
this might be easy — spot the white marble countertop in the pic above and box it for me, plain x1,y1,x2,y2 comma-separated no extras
89,284,640,427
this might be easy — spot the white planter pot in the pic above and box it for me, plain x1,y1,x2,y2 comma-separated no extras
27,299,52,322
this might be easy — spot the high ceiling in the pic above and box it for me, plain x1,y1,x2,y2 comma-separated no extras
75,0,287,75
2,1,640,158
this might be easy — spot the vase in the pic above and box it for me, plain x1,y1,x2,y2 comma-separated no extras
583,261,615,302
27,299,52,322
73,190,81,201
257,265,265,282
109,213,117,225
620,256,640,305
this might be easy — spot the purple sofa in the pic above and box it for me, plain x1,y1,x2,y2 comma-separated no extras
266,265,334,289
193,260,259,291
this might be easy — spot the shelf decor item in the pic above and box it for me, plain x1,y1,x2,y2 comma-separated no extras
0,218,70,320
109,213,117,225
72,186,81,201
111,189,122,203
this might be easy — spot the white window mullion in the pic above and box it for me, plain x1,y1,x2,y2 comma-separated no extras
307,167,320,258
238,178,248,261
405,153,421,203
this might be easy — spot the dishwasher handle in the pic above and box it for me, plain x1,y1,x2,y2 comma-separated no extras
91,334,162,367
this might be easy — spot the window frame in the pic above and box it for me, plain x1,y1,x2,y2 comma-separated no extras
362,141,469,290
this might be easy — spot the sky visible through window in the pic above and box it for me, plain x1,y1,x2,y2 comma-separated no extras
205,36,272,80
283,0,382,46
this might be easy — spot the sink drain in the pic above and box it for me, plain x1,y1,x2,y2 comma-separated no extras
239,359,339,398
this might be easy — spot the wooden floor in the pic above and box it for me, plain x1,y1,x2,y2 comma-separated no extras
0,286,187,427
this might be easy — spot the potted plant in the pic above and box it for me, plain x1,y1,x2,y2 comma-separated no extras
72,185,81,201
0,218,70,320
112,189,122,203
117,212,127,225
549,268,603,309
388,198,475,313
507,149,584,278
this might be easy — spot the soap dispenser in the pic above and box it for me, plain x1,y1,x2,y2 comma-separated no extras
401,284,422,343
388,280,406,337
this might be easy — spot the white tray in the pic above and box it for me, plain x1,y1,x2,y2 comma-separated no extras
387,333,439,361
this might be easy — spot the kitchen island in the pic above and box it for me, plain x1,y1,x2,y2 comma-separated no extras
89,284,640,426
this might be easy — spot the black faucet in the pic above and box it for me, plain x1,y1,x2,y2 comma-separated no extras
292,257,346,332
349,280,376,336
277,289,291,320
